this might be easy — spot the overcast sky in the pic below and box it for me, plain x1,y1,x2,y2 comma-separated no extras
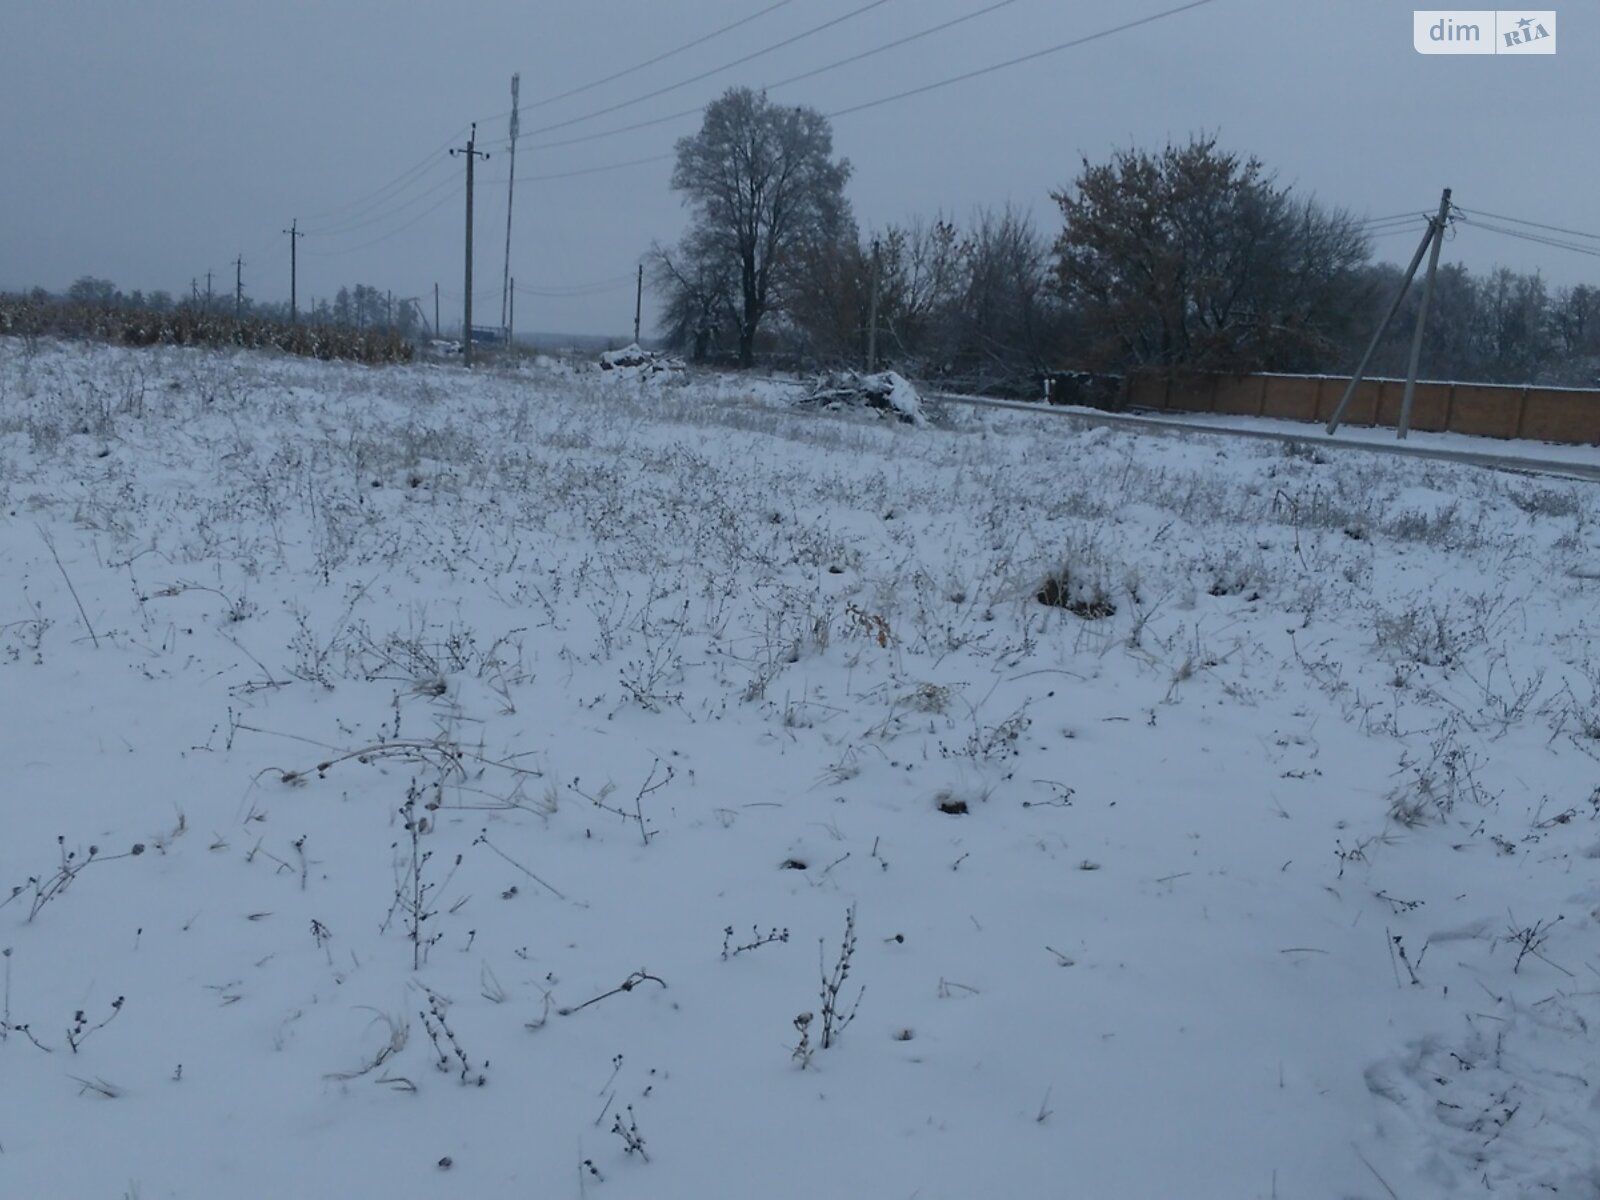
2,1,1591,338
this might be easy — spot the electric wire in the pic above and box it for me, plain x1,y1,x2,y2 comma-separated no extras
519,0,1023,154
299,177,464,259
514,275,638,297
303,164,463,240
1455,216,1600,260
486,0,797,121
1365,221,1430,240
824,0,1216,119
487,0,1216,188
296,127,469,228
483,0,899,146
478,153,675,188
1454,207,1600,243
1358,211,1428,227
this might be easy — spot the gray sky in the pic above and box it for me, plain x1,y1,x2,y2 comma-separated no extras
3,0,1592,338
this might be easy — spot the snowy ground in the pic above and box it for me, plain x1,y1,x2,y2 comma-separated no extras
1,339,1598,1199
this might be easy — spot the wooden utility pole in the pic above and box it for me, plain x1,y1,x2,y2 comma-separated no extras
866,238,881,374
205,270,214,313
434,283,441,341
451,126,490,365
283,219,305,322
1398,188,1453,440
1326,189,1450,436
234,256,245,320
634,264,643,344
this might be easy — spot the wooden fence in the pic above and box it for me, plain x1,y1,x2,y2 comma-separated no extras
1123,372,1600,445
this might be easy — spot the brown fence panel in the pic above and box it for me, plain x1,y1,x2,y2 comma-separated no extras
1212,374,1262,416
1260,375,1322,422
1163,374,1214,413
1520,390,1600,444
1447,385,1522,439
1117,372,1600,443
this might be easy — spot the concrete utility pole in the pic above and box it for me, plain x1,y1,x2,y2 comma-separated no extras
283,219,305,323
234,256,245,320
501,73,520,340
1398,188,1453,440
866,238,881,374
1325,189,1451,436
634,263,643,345
450,125,490,366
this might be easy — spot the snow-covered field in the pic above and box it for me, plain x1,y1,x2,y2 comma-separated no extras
1,339,1598,1199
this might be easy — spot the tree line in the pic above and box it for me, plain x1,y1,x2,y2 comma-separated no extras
0,281,414,364
15,278,429,339
655,88,1600,392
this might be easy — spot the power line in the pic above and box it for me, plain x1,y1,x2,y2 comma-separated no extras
1454,207,1600,243
486,0,1217,189
521,0,1024,154
485,0,900,146
1359,212,1428,230
490,0,797,120
1359,211,1428,227
296,128,469,227
1366,221,1430,240
1455,216,1600,260
302,165,462,239
478,153,675,188
300,177,464,258
825,0,1217,119
514,274,638,297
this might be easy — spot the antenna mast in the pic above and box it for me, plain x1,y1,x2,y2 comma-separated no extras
501,72,520,341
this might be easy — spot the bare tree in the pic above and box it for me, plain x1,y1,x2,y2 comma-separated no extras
948,205,1060,393
664,87,851,367
649,237,735,363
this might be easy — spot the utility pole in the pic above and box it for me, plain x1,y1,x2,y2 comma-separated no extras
1326,189,1451,436
509,277,515,348
1398,188,1452,440
866,237,881,374
283,219,305,323
501,73,520,340
234,256,245,320
450,125,490,366
434,283,441,341
205,270,214,313
634,264,643,345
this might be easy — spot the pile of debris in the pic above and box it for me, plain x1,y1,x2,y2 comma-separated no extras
802,370,927,426
598,343,683,379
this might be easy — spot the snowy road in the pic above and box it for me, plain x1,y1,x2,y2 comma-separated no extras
931,391,1600,483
